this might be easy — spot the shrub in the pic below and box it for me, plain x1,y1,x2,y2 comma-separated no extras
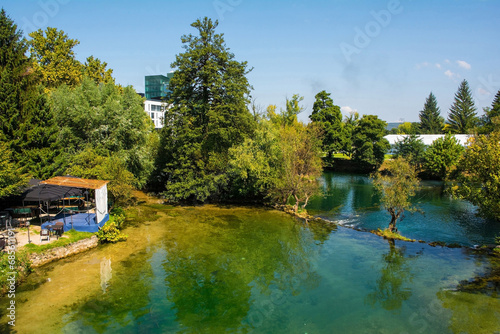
96,222,127,243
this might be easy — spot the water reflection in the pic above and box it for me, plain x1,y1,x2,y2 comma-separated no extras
309,172,500,246
100,257,112,294
160,209,319,333
366,240,415,311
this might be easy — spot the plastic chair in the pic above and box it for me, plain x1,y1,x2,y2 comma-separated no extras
40,229,50,242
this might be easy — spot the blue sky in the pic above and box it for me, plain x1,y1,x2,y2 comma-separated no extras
3,0,500,122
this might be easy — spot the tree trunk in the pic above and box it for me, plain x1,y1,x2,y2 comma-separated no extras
388,211,400,232
293,194,299,213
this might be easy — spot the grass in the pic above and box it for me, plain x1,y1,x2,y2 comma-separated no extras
21,229,95,253
373,228,415,242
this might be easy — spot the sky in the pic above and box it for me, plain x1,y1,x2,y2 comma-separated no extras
3,0,500,123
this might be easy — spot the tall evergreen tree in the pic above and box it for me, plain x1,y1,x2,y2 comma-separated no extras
0,9,30,143
157,18,254,201
419,92,444,134
309,90,344,160
479,90,500,134
446,80,478,134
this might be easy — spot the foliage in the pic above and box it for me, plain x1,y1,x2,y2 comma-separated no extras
156,17,254,202
454,131,500,220
394,134,426,168
0,142,29,198
341,111,359,157
352,115,390,171
446,80,478,134
419,92,444,134
373,229,415,242
51,77,156,188
96,221,128,243
0,250,31,295
13,83,64,179
0,9,30,144
22,229,94,253
372,157,420,232
228,108,323,211
66,148,136,207
309,90,344,160
273,123,323,212
395,122,421,135
228,118,282,199
478,90,500,134
83,56,114,84
29,27,82,90
423,133,464,180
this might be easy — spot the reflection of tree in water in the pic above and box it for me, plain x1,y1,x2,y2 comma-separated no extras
366,240,415,311
306,219,337,245
162,208,319,333
71,250,154,333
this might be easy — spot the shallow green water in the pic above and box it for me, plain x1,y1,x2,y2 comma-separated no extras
308,172,500,246
1,204,499,333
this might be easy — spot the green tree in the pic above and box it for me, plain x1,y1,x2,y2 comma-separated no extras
394,134,426,169
276,123,323,213
0,9,62,180
419,92,444,134
396,122,420,135
352,115,390,171
66,147,136,206
372,157,420,232
446,80,478,134
29,27,82,90
454,131,500,220
0,143,29,198
158,17,254,202
51,77,156,188
0,9,30,144
478,90,500,134
83,56,114,84
423,134,464,180
342,111,359,157
309,90,344,160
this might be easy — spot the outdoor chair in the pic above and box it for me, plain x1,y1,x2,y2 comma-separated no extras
53,222,64,238
40,229,50,242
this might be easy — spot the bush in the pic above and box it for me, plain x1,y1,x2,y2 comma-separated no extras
0,250,31,295
96,222,127,243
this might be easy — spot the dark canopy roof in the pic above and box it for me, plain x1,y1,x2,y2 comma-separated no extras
22,183,82,202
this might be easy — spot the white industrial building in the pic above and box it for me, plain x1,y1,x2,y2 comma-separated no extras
384,134,472,146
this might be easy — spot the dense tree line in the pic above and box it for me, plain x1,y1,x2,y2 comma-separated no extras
0,9,154,206
1,10,500,221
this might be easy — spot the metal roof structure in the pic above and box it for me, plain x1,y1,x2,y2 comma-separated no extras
41,176,109,190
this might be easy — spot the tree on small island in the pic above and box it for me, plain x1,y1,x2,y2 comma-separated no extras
372,157,420,233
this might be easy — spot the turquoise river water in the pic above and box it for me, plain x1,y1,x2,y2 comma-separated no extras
0,176,499,333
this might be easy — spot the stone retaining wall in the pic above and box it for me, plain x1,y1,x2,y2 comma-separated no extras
29,236,99,267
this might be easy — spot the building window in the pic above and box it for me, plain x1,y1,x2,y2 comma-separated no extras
151,113,155,119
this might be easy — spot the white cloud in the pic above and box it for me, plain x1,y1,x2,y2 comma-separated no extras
456,60,471,70
341,106,358,114
445,59,451,64
444,70,459,79
435,63,442,69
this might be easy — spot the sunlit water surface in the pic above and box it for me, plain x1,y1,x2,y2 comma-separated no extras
1,202,499,333
308,172,500,246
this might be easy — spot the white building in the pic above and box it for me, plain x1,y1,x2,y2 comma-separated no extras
144,99,167,129
384,134,472,146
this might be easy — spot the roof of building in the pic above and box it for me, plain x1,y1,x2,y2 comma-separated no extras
384,134,472,146
41,176,109,190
